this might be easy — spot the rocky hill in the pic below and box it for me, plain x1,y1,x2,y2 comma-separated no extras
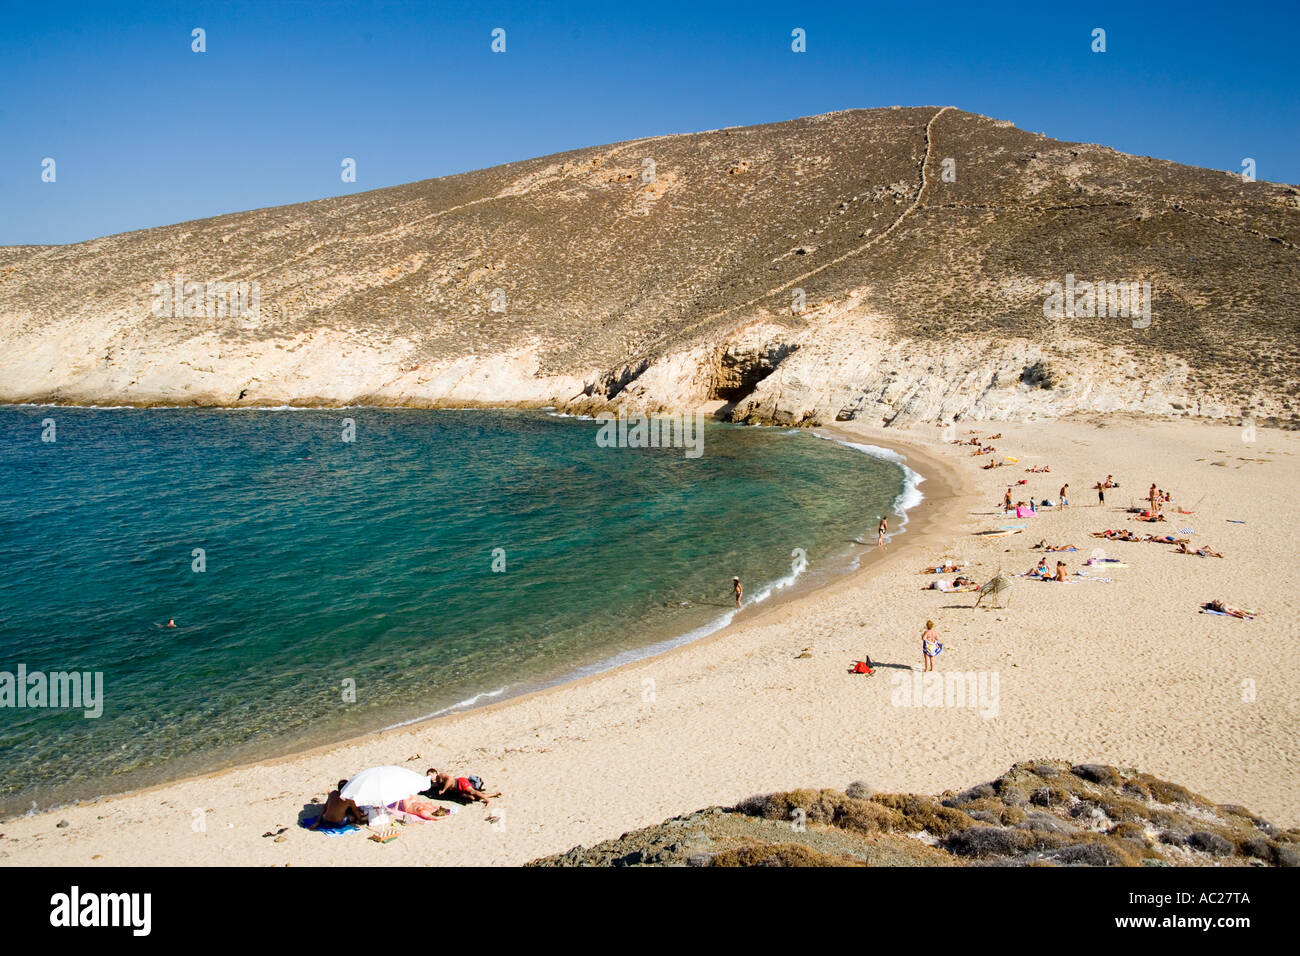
2,107,1296,426
529,760,1300,866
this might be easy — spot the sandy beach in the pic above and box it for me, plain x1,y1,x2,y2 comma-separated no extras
2,414,1295,866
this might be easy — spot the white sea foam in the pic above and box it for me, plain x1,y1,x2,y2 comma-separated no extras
811,433,926,534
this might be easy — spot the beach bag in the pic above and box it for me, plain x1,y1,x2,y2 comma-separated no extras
851,660,873,674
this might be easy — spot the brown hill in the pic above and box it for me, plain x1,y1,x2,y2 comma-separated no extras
1,107,1296,425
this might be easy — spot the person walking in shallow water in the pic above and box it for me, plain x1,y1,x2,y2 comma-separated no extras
877,516,888,549
732,576,743,608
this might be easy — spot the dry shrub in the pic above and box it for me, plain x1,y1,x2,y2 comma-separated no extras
709,843,864,867
1071,764,1124,787
870,793,976,837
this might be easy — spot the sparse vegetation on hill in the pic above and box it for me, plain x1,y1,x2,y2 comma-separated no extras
1,108,1295,424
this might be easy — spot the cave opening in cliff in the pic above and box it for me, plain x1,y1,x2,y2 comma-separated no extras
709,343,798,404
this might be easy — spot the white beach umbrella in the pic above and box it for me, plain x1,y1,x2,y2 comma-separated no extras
340,766,431,807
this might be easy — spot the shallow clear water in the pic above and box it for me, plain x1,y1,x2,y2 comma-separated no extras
0,407,914,815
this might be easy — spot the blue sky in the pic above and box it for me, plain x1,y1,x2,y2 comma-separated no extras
2,0,1296,245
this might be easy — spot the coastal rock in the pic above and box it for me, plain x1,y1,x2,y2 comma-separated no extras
529,760,1299,867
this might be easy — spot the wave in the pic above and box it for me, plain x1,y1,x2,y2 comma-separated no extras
810,432,926,536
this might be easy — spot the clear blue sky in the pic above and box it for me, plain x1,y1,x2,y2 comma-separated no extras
3,0,1296,245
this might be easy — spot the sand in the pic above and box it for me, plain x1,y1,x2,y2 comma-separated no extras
2,415,1296,866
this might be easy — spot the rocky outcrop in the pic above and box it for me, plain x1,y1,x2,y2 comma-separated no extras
2,107,1296,425
529,760,1300,866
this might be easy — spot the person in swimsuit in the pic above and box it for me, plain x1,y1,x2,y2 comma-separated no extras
1003,488,1013,513
1053,561,1068,582
427,768,502,806
1098,482,1105,506
732,576,743,608
877,516,888,549
1059,484,1069,509
921,620,940,672
308,779,367,829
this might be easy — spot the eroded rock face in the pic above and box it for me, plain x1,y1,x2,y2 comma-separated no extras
2,107,1295,424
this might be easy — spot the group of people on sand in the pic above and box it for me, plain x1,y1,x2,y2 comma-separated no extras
1025,557,1069,582
308,769,502,830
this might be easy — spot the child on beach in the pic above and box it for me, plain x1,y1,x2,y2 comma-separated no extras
921,620,941,672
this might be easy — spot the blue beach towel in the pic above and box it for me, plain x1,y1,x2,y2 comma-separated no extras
300,815,360,836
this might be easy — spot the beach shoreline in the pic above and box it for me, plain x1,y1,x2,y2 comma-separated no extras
2,413,1295,866
0,415,959,822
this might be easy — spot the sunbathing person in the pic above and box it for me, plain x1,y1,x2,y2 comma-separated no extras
1206,600,1254,620
393,794,451,820
1044,544,1077,552
921,562,964,573
1052,561,1068,582
308,779,367,829
1026,558,1050,579
1176,542,1224,558
427,769,502,806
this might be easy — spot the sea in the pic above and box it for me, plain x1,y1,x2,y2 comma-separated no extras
0,406,921,816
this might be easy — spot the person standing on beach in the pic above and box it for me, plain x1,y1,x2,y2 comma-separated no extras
1059,484,1069,509
877,516,888,549
1098,482,1105,506
921,620,940,672
732,576,743,608
1003,488,1013,513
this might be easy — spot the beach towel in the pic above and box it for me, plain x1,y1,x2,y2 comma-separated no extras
928,580,979,592
300,815,360,837
1200,603,1256,620
1227,519,1246,524
1178,528,1196,535
1015,506,1034,518
388,798,460,823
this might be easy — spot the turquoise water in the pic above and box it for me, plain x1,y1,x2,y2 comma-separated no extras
0,407,916,816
